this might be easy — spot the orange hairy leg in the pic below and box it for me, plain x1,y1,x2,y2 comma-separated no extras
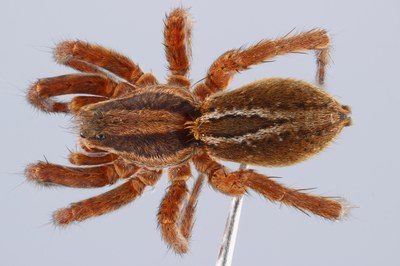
193,29,330,100
25,162,122,188
27,74,135,113
164,8,192,88
53,168,162,225
242,171,346,219
54,40,144,83
158,162,205,254
25,155,140,188
180,173,205,240
135,73,160,87
193,152,346,220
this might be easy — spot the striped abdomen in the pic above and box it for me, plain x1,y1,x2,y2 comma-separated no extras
195,78,351,166
78,85,199,167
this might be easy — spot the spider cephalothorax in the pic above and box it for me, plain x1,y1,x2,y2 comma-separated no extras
78,85,200,167
26,8,351,254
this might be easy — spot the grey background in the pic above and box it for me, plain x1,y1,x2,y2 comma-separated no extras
1,0,399,265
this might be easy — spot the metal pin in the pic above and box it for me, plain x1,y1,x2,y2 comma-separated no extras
216,163,247,266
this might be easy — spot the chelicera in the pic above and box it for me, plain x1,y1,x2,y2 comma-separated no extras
25,8,351,254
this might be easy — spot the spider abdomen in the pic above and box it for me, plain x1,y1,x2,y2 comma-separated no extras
196,78,351,166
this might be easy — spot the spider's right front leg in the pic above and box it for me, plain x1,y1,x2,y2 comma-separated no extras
27,73,135,113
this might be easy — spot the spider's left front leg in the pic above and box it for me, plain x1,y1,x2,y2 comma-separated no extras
158,162,205,254
164,8,192,88
193,152,348,220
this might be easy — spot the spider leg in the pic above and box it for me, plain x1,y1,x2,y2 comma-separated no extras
27,73,135,113
158,162,204,254
135,73,160,87
164,8,192,88
193,152,347,220
193,29,330,100
54,40,144,83
242,171,348,220
53,168,162,225
25,161,122,188
26,157,140,188
180,173,205,241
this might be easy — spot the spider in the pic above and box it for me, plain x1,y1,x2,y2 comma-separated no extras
25,8,351,254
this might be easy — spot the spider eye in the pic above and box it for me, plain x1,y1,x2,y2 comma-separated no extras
95,133,106,141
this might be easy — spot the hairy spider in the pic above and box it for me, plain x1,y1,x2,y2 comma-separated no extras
25,8,351,254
